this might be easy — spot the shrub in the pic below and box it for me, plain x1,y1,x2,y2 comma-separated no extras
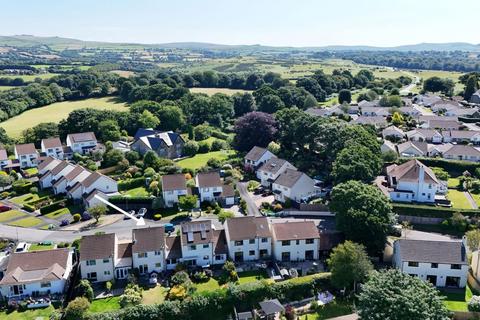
218,210,234,223
247,180,260,191
40,200,68,214
119,285,143,308
60,219,69,226
118,177,145,191
211,130,229,140
211,139,228,151
153,214,162,221
194,124,213,141
273,203,283,212
64,297,90,320
73,214,81,223
171,271,190,286
0,191,10,199
81,212,92,221
207,158,222,168
168,285,187,300
75,280,94,302
106,281,113,292
12,180,33,194
183,140,199,157
198,141,211,154
192,271,210,283
29,187,38,194
469,295,480,312
144,167,156,177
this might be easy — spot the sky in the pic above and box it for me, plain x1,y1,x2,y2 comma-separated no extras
1,0,478,47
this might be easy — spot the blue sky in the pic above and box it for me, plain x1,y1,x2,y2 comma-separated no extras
1,0,477,46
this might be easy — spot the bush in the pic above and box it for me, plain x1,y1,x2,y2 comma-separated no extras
194,124,213,141
73,214,81,222
211,130,229,140
273,203,283,212
392,203,477,218
81,212,92,221
192,271,210,283
198,141,211,154
153,213,162,221
469,295,480,312
12,180,33,194
171,271,190,286
106,281,113,292
75,280,94,302
168,285,187,300
60,219,69,226
118,177,145,191
119,284,143,308
247,180,260,191
29,187,38,194
64,297,90,320
183,140,199,157
211,139,228,151
207,158,222,168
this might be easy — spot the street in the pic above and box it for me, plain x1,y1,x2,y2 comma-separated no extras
236,181,261,216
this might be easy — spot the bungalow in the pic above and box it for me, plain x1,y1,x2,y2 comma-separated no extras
0,149,8,169
442,130,480,145
271,221,320,262
399,106,422,117
360,107,390,117
0,248,74,300
132,227,166,275
431,101,461,114
224,217,272,262
131,128,184,159
421,119,462,131
353,116,388,128
272,169,317,203
396,141,428,157
195,172,223,203
445,107,480,118
358,100,381,108
406,129,442,144
41,137,63,159
393,239,468,288
443,145,480,162
382,126,405,140
427,143,453,158
381,140,397,154
385,159,439,203
14,143,38,168
413,94,442,107
244,146,276,170
257,158,296,188
162,174,188,208
66,132,97,155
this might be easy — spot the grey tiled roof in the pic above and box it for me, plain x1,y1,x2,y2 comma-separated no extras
396,239,466,265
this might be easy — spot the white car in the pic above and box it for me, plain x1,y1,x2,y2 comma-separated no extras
15,242,28,253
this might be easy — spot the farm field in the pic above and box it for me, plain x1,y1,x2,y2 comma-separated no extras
110,69,135,77
0,97,127,137
0,86,16,91
0,73,56,81
189,87,251,96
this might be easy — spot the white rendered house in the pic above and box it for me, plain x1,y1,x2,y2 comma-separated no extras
14,144,39,168
66,132,97,155
244,146,276,170
41,137,64,159
195,172,223,203
257,158,296,187
271,221,320,262
161,174,188,207
272,169,317,203
132,227,166,275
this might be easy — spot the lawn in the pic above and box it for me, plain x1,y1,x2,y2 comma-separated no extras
89,296,121,313
121,186,150,197
8,216,44,228
24,167,38,176
0,305,56,319
298,300,354,320
10,193,39,205
44,208,71,220
0,73,56,81
0,210,28,222
195,278,221,292
441,285,472,311
238,270,269,284
176,150,237,170
29,242,54,251
447,178,460,189
189,87,251,96
0,97,127,138
471,193,480,207
142,285,168,305
448,189,473,209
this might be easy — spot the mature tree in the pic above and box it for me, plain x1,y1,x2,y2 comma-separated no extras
267,141,280,154
22,122,59,145
64,297,90,320
0,128,11,145
332,143,382,184
233,112,278,152
296,77,326,101
330,181,396,255
257,94,285,113
358,269,450,320
156,105,186,131
98,120,121,142
179,194,198,211
327,241,373,291
88,204,108,223
357,90,378,102
138,110,160,129
233,92,256,117
183,140,199,157
423,77,454,96
464,75,479,101
75,279,94,301
125,150,140,164
143,150,159,168
466,229,480,251
338,89,352,104
0,174,13,190
431,167,450,181
102,149,124,167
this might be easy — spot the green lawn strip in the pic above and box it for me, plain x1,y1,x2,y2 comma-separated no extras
121,186,150,197
29,243,54,251
44,207,74,220
194,278,221,292
447,189,473,209
0,210,28,222
471,193,480,207
447,178,460,189
238,270,268,284
0,305,56,319
441,286,472,311
89,296,121,313
142,285,168,305
24,168,38,176
10,193,39,205
176,150,236,170
298,300,354,320
8,216,44,228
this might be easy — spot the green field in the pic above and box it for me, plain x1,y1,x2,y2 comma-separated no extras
0,97,127,137
176,150,236,170
0,73,56,81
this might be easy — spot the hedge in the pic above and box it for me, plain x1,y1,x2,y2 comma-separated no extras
118,177,145,191
40,199,69,215
109,196,153,204
393,203,478,218
12,181,34,194
399,157,480,176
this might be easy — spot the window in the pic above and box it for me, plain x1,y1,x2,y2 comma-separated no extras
103,258,110,263
86,260,96,266
215,255,223,260
138,252,148,258
234,240,243,246
154,251,162,256
296,240,300,245
431,263,438,268
429,184,432,189
104,271,111,275
396,193,400,198
189,245,196,250
249,239,255,244
203,255,209,260
261,238,268,243
306,239,314,244
87,272,97,280
155,263,162,268
249,250,255,256
203,244,209,249
282,240,290,246
40,282,51,288
408,261,419,267
422,193,425,196
451,264,461,270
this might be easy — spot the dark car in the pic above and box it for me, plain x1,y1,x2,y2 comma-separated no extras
253,186,265,195
0,205,11,212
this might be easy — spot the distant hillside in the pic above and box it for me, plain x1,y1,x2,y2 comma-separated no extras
1,35,479,52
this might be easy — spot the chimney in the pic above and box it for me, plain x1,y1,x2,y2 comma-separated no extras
418,164,425,184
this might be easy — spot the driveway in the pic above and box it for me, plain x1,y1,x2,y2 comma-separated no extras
236,182,260,216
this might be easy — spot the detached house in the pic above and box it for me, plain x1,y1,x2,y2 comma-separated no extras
271,221,320,262
14,143,38,168
393,239,468,288
162,174,188,208
257,158,296,187
68,172,118,204
443,145,480,162
132,227,166,275
195,172,223,203
361,107,390,117
244,146,276,170
41,137,64,159
272,169,317,203
224,216,272,262
131,128,184,159
442,130,480,145
406,129,442,144
0,248,74,300
385,159,439,203
396,141,428,157
66,132,97,155
382,126,405,140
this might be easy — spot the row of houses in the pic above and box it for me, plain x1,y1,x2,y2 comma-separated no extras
383,126,480,145
38,156,118,208
244,146,318,203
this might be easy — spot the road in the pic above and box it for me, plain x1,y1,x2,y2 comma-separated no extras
236,182,261,216
400,71,420,95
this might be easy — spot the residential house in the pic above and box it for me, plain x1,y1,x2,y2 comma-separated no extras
244,146,276,170
385,159,439,203
132,227,166,275
165,236,182,270
79,233,116,283
431,101,461,114
396,141,428,157
353,116,388,128
0,248,74,300
37,157,62,176
360,107,390,117
39,161,76,189
445,107,480,118
406,129,442,144
66,132,98,155
421,119,462,131
0,149,8,169
272,169,317,203
471,89,480,104
271,221,320,262
41,138,63,159
53,165,91,195
14,143,38,168
195,172,223,203
443,145,480,162
413,94,442,107
224,217,272,262
257,158,296,187
382,126,405,140
254,299,285,320
381,140,396,154
358,100,380,108
427,143,453,158
399,106,422,117
442,130,480,145
162,174,188,208
131,128,184,159
393,239,468,288
68,172,118,204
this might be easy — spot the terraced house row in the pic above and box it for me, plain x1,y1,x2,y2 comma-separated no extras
79,217,321,282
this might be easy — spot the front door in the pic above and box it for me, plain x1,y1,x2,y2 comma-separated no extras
12,285,23,295
234,251,244,262
426,275,437,286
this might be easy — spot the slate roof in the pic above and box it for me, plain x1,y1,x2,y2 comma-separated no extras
259,299,285,315
134,128,182,148
226,216,271,241
443,130,480,139
213,229,228,255
67,132,97,143
396,239,467,265
272,221,319,241
245,146,271,162
273,168,304,188
161,174,187,191
258,158,289,174
132,227,165,253
80,233,115,261
196,172,222,188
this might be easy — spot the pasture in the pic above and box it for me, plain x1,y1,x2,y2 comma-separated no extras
0,97,127,138
0,73,56,81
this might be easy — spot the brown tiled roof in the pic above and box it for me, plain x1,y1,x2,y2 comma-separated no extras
274,169,304,188
117,242,133,259
84,189,106,202
258,158,289,174
165,236,182,259
15,143,37,155
80,233,115,261
226,216,271,241
68,132,97,143
161,174,187,191
272,221,319,241
427,120,461,129
81,171,115,188
397,141,428,155
0,149,7,161
181,220,213,245
213,229,228,255
386,159,439,184
245,146,270,162
132,226,165,253
51,161,70,175
37,156,59,171
0,248,70,285
196,172,221,188
42,137,62,149
221,184,235,198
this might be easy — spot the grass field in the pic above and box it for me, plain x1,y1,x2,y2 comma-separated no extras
0,73,56,81
8,216,44,228
0,210,28,222
448,189,473,209
176,150,236,170
190,87,251,96
0,97,127,137
0,86,16,91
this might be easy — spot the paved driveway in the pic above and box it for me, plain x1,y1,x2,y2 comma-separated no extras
236,182,261,216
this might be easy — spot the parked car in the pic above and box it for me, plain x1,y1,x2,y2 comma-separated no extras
124,210,135,220
0,205,11,212
15,242,28,253
253,186,265,195
136,207,147,218
164,223,175,233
